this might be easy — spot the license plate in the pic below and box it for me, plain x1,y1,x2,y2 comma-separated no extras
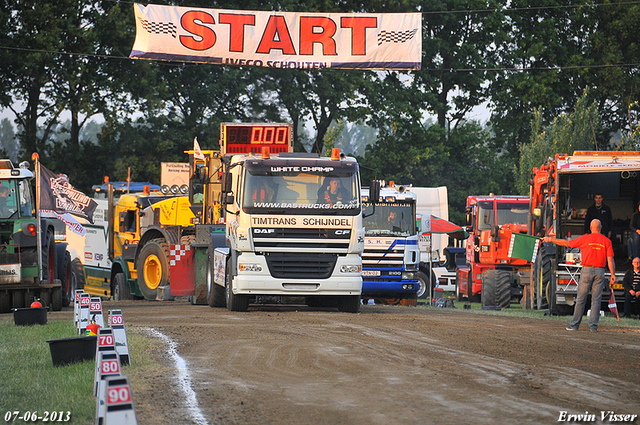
611,283,623,290
362,270,381,277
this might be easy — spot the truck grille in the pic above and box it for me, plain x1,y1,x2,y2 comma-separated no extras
264,252,337,279
362,244,405,267
253,228,350,251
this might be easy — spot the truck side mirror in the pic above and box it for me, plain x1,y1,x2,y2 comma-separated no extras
221,173,232,193
369,180,381,203
224,194,234,206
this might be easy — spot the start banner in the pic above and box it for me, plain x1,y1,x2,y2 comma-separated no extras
130,4,421,70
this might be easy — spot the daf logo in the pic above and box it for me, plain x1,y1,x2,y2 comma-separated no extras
335,230,350,235
254,228,275,234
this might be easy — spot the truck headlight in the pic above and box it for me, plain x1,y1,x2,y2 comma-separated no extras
340,265,361,273
239,263,262,272
402,271,417,280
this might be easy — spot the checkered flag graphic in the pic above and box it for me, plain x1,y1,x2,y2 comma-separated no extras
169,244,191,266
377,28,418,46
139,18,177,38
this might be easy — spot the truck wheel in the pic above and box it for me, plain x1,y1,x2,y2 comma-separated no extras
39,290,51,309
113,272,131,301
416,271,432,300
51,288,62,311
482,269,511,308
137,239,170,301
0,291,10,313
70,258,85,291
206,254,225,307
42,230,55,285
455,280,464,302
481,270,497,307
535,246,553,309
225,259,248,312
337,295,361,313
12,290,24,309
57,250,72,307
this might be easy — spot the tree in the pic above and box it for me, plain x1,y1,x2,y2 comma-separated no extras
516,91,600,194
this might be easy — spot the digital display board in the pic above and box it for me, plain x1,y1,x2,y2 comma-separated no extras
221,123,293,155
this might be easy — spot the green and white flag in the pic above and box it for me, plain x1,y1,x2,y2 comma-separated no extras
508,233,540,262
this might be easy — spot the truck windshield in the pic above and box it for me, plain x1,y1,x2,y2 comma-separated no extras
242,168,360,215
362,203,415,236
477,201,528,230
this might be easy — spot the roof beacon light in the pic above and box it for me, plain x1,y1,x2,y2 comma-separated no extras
331,148,341,161
262,146,270,159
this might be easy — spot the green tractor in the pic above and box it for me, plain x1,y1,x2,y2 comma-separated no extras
0,160,70,313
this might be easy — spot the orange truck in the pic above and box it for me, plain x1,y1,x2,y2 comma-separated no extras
455,195,531,308
530,151,636,314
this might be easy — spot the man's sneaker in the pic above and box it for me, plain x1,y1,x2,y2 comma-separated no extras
566,326,576,331
589,329,598,332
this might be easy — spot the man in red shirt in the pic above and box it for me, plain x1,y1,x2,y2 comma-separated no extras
543,219,615,332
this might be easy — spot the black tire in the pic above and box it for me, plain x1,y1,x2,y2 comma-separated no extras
39,290,50,310
137,239,170,301
42,230,55,285
51,288,62,311
57,250,72,307
225,259,248,312
0,291,10,313
482,269,511,308
206,254,225,307
416,271,432,300
113,272,131,301
534,245,553,309
12,290,24,309
70,258,85,291
481,270,497,307
337,295,361,313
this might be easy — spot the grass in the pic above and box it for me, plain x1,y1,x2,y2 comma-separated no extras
0,320,161,425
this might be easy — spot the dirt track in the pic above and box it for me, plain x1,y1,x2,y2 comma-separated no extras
91,299,640,425
9,300,640,424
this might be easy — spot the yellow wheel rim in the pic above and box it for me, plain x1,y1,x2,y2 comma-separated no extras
143,254,162,290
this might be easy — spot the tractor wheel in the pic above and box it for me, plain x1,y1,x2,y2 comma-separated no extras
206,254,225,307
494,270,512,308
534,245,553,309
51,288,62,311
137,239,170,301
481,270,497,307
225,259,248,312
42,230,55,285
113,272,131,301
337,295,361,313
70,258,85,291
57,250,72,307
39,290,51,309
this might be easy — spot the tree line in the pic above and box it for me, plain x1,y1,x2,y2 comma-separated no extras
1,0,639,224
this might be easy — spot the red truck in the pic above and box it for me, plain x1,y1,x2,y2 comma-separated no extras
455,195,531,307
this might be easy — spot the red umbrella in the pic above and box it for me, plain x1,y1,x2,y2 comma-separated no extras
423,215,469,240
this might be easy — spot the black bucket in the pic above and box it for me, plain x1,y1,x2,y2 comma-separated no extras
13,307,48,326
46,336,97,367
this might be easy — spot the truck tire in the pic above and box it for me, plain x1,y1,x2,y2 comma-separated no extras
225,259,248,312
416,271,433,300
206,254,225,307
113,272,132,301
137,239,170,301
51,288,62,311
42,230,55,285
57,250,71,307
481,270,497,307
534,245,553,309
455,280,464,302
337,295,361,313
70,258,85,292
0,291,10,313
482,269,511,308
